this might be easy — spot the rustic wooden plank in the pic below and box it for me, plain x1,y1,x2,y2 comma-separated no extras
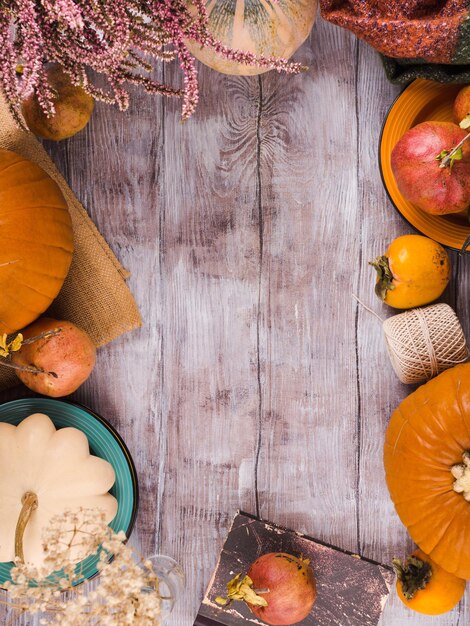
253,19,360,554
157,64,262,624
46,82,167,561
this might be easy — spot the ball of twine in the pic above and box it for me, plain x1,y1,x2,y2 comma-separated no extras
383,303,469,385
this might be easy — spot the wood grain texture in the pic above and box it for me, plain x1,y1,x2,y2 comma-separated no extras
1,14,470,626
255,20,360,549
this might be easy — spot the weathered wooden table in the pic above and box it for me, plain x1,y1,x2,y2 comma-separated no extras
2,16,469,626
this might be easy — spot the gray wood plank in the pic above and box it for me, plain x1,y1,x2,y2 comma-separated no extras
255,20,360,552
157,64,262,624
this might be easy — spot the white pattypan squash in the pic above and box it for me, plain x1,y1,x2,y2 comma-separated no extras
0,413,117,566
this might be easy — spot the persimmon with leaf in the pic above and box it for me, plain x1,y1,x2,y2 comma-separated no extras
370,235,450,309
393,550,466,615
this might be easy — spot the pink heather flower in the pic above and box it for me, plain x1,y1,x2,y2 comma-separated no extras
0,0,302,125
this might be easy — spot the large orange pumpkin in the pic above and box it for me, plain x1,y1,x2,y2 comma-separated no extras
0,150,73,334
384,363,470,579
187,0,318,76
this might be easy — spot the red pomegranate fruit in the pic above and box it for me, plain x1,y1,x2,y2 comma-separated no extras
246,553,316,625
391,121,470,215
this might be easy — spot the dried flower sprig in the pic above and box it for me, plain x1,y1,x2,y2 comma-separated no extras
2,509,162,625
0,0,302,125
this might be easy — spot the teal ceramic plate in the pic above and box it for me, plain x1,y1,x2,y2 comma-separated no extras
0,398,138,586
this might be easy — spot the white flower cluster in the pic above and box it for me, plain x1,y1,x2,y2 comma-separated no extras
4,509,162,625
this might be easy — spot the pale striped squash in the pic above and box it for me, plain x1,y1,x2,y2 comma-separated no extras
188,0,318,75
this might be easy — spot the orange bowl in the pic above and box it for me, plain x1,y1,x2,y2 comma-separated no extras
380,79,470,251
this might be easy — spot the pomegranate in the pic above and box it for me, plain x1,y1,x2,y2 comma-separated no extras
246,553,316,625
454,85,470,128
12,317,96,397
391,121,470,215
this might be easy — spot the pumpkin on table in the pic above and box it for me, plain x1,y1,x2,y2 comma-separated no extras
187,0,318,75
0,150,73,335
384,363,470,579
0,413,117,568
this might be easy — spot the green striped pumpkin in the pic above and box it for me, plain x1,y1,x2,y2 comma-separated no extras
188,0,318,75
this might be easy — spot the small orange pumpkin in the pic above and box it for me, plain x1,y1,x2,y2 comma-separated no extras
187,0,318,76
0,150,73,334
384,363,470,579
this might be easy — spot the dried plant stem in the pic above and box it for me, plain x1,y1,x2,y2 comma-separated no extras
0,359,57,377
0,328,61,376
21,328,61,345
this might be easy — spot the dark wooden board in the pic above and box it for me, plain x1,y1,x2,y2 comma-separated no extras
196,513,392,626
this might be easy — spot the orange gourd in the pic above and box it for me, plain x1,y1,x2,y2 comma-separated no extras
187,0,318,76
0,150,73,334
384,363,470,579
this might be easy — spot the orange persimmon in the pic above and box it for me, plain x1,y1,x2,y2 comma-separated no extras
394,550,466,615
370,234,450,309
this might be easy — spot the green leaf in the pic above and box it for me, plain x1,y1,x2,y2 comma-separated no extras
450,147,463,170
436,147,463,171
436,149,450,161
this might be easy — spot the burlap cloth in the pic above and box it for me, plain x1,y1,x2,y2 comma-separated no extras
0,97,142,391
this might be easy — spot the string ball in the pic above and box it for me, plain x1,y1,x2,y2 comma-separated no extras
383,303,468,385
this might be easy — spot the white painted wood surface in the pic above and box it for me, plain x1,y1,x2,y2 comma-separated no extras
1,15,469,626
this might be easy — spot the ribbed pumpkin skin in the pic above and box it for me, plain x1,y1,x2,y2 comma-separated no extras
0,150,73,334
384,363,470,579
187,0,318,76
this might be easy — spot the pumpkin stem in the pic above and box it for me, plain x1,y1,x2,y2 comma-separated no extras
369,256,395,301
451,451,470,501
15,492,39,563
392,556,432,600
